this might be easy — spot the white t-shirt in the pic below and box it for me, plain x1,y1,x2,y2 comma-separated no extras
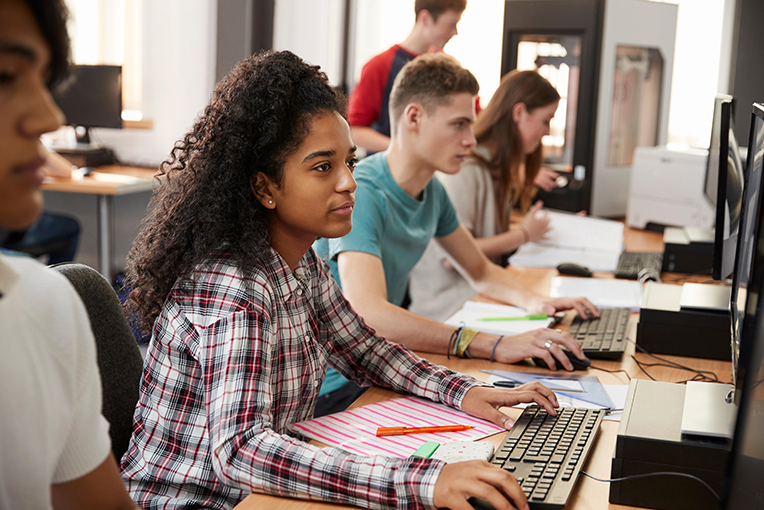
0,252,111,510
409,146,511,321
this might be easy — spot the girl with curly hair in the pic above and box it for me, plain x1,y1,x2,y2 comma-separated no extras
121,50,555,510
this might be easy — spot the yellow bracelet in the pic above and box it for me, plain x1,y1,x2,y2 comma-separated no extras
456,327,479,358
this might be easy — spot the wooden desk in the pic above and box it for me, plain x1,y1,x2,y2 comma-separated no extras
42,165,158,279
234,226,732,510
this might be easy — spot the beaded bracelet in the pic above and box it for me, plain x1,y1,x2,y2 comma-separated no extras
490,335,505,363
447,325,464,359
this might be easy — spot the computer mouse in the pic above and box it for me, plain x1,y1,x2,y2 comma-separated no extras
468,497,502,510
556,262,593,277
533,349,591,371
79,166,95,177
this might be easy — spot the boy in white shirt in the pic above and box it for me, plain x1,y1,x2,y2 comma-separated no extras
0,0,140,508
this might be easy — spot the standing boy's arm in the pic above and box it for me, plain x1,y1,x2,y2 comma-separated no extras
349,126,391,154
436,225,600,319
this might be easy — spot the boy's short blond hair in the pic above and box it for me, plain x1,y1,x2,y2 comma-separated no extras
389,53,479,129
415,0,467,21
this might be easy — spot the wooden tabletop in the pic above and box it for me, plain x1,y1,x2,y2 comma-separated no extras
233,225,732,510
41,165,159,196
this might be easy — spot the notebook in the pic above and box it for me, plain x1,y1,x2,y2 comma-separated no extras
444,300,554,335
289,396,504,458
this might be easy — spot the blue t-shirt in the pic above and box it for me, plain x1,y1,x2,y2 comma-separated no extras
314,151,460,395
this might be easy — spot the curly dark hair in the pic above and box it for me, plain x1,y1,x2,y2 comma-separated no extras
125,50,347,333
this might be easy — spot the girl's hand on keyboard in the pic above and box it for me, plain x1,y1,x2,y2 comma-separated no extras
434,460,530,510
461,384,560,429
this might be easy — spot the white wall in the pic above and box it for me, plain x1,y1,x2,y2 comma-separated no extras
51,0,218,273
95,0,218,167
273,0,345,84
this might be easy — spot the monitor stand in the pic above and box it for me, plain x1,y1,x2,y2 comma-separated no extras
680,381,736,438
50,127,115,168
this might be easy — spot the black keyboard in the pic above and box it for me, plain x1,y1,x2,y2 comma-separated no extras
486,406,604,509
568,307,631,360
614,251,662,280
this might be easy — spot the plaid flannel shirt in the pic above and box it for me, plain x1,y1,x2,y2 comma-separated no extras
120,248,481,509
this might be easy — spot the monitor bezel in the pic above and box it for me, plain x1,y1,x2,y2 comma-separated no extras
720,105,764,510
710,95,739,280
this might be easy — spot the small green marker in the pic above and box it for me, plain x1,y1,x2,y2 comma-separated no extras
411,441,441,458
478,314,548,321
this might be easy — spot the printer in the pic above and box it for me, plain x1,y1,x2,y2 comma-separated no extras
627,146,713,230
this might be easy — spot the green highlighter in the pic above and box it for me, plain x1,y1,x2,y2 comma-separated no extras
411,441,441,458
478,314,548,321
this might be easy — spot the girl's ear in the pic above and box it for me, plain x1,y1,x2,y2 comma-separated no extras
250,173,276,209
512,102,528,124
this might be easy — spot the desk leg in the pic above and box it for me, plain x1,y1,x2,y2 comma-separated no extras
97,194,114,281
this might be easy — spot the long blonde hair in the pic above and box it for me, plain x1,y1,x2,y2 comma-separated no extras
472,70,559,230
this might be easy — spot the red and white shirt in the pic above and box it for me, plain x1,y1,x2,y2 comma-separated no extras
120,247,481,509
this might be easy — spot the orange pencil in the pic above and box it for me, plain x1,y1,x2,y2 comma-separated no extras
375,425,474,437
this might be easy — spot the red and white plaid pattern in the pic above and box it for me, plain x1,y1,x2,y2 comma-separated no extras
120,248,480,509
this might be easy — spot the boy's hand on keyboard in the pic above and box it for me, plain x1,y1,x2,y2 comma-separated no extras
433,460,529,510
487,328,584,371
461,384,560,429
526,295,600,319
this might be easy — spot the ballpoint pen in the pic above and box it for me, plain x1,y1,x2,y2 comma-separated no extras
493,380,587,393
478,314,549,321
376,425,474,436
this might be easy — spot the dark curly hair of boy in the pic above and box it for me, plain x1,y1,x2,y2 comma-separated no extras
125,50,347,334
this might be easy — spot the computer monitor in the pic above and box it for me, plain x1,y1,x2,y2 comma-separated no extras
719,105,764,510
729,103,764,403
706,95,745,281
52,65,123,144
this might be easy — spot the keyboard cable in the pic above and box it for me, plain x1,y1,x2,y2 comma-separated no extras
580,470,720,501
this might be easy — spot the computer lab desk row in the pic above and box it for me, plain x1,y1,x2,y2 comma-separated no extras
235,227,732,510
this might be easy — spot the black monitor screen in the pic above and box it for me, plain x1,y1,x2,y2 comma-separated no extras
53,65,122,129
721,106,764,510
730,104,764,401
707,95,745,280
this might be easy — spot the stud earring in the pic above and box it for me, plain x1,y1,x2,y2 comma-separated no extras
268,200,273,204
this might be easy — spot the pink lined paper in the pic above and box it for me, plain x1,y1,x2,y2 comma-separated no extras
289,396,504,458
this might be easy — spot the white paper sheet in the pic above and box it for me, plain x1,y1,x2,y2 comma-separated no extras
508,211,624,272
548,276,642,310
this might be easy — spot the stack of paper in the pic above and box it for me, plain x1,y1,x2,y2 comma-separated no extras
548,276,642,310
508,211,624,272
444,300,553,336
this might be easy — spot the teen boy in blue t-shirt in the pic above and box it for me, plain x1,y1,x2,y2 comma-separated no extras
315,53,598,409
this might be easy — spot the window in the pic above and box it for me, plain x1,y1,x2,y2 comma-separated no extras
65,0,145,123
351,0,729,153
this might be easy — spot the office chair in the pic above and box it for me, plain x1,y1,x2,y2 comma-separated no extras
52,263,143,462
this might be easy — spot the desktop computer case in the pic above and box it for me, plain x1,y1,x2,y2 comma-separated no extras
636,283,731,361
610,380,729,510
